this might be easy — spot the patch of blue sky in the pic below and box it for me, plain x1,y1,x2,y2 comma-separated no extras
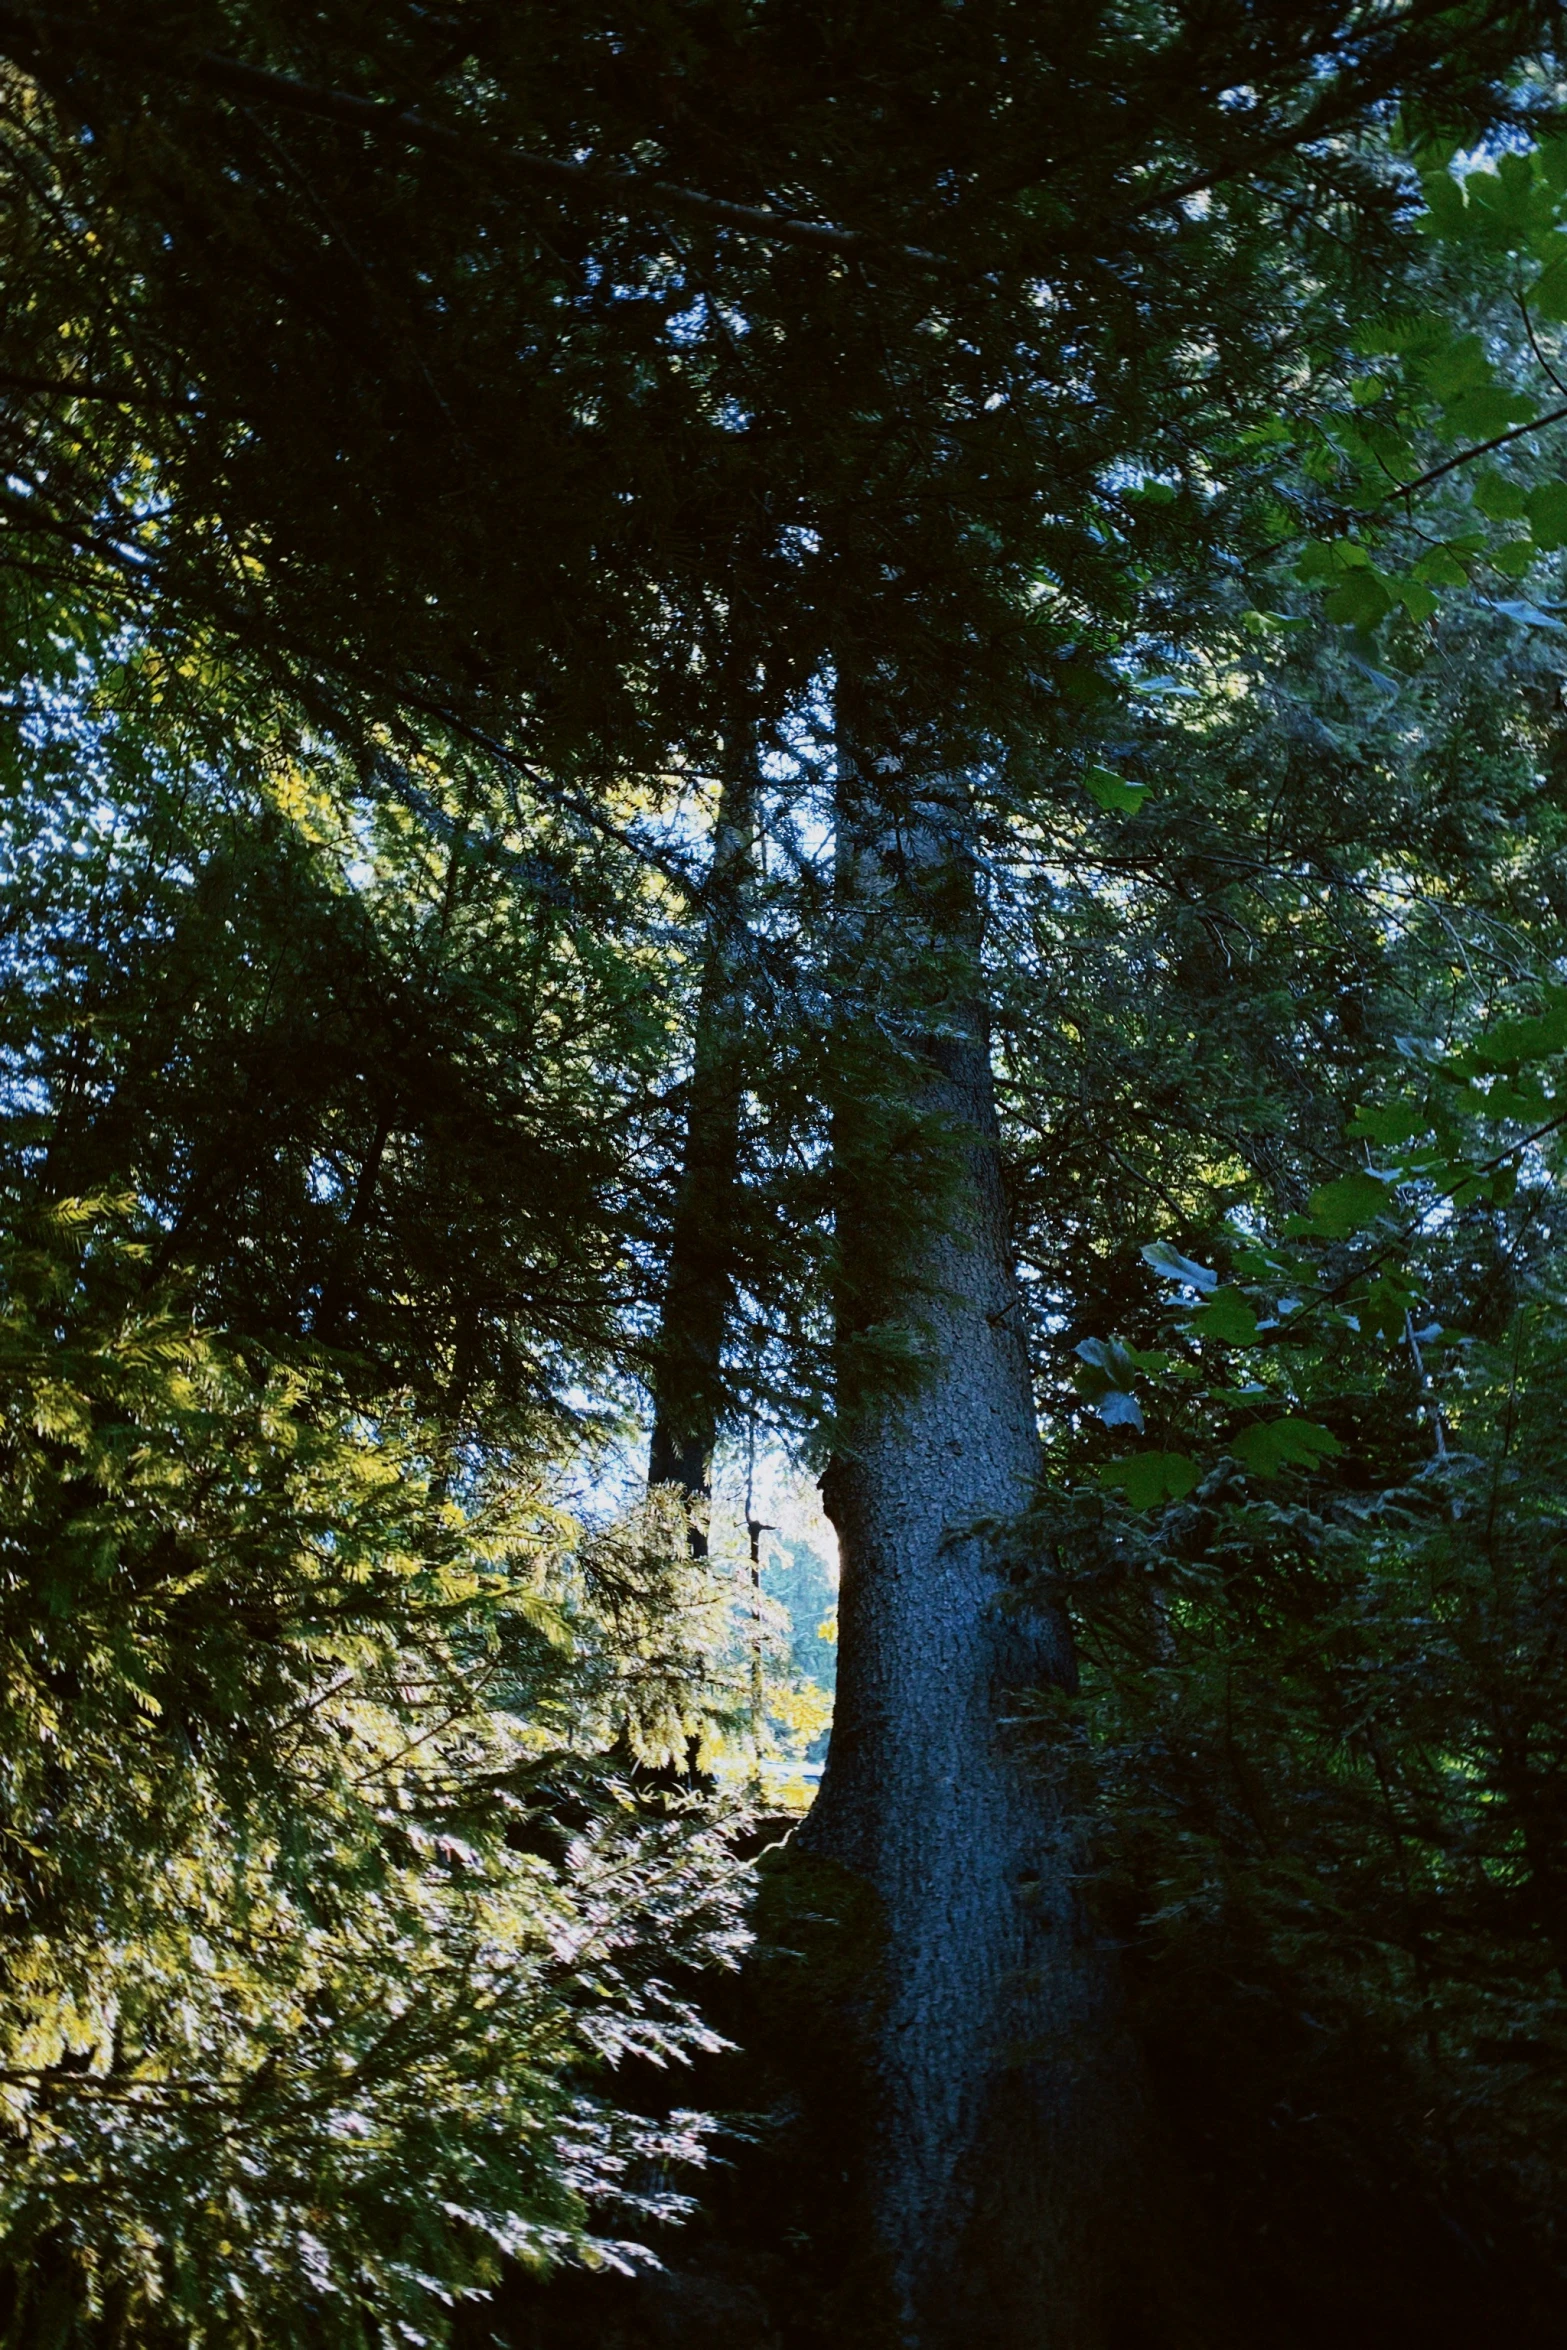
664,295,708,345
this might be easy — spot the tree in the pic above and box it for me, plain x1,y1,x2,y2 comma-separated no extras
0,1198,746,2349
647,743,759,1529
0,581,760,2345
985,315,1567,2330
0,8,1562,2343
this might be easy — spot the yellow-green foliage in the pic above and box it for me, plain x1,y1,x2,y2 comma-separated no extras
0,1205,746,2348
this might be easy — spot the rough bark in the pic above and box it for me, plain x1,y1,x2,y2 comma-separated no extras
646,750,757,1534
797,756,1140,2350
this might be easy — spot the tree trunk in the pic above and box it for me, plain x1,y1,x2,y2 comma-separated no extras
646,747,757,1537
797,751,1140,2350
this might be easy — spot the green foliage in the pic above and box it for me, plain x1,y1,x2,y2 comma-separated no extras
0,619,686,1443
0,5,1564,2339
1292,132,1567,650
1097,1453,1200,1510
1227,1414,1342,1475
1083,767,1149,815
1074,1337,1147,1431
0,1202,746,2346
1045,1304,1567,2330
760,1534,837,1767
1004,432,1567,2326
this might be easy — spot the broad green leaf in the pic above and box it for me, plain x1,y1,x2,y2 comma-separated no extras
1528,481,1567,549
1477,1077,1554,1121
1363,1271,1421,1342
1297,538,1371,582
1394,578,1440,621
1324,571,1393,628
1472,469,1529,520
1417,170,1469,236
1184,1287,1260,1347
1471,990,1567,1067
1098,1452,1201,1509
1084,765,1148,813
1531,249,1567,317
1348,1101,1429,1146
1417,334,1491,400
1470,150,1552,238
1291,1169,1396,1239
1231,1418,1344,1476
1058,661,1122,704
1441,388,1535,439
1412,545,1470,588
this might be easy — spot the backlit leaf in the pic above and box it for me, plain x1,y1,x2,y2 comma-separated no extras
1084,765,1148,813
1142,1242,1219,1292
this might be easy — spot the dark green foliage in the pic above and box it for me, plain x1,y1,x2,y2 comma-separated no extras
459,1837,903,2350
999,536,1567,2333
0,599,680,1441
0,589,750,2346
2,5,1567,2343
0,0,1549,783
1046,1319,1567,2343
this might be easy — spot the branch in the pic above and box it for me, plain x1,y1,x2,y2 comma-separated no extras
0,9,940,264
1517,294,1567,402
983,0,1541,235
1367,399,1567,509
0,363,201,414
1265,1102,1567,1350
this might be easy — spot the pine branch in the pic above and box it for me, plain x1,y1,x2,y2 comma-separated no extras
0,6,941,263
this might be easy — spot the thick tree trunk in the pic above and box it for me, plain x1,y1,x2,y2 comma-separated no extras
797,756,1139,2350
646,749,757,1533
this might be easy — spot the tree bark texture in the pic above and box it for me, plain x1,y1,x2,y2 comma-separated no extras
646,751,757,1531
797,755,1139,2350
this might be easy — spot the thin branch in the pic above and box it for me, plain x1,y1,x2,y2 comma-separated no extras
1267,1102,1567,1349
0,11,939,264
1517,294,1567,402
1366,400,1567,509
0,364,201,414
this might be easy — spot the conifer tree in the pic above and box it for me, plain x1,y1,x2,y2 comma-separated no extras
0,7,1562,2343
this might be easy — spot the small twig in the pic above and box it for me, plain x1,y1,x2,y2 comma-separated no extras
1267,1102,1567,1349
1517,294,1567,403
1403,1308,1455,1489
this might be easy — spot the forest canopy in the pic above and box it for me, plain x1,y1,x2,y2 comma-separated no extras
5,5,1567,2348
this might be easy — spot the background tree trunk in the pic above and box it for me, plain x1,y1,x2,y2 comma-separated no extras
797,751,1143,2350
646,747,757,1533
